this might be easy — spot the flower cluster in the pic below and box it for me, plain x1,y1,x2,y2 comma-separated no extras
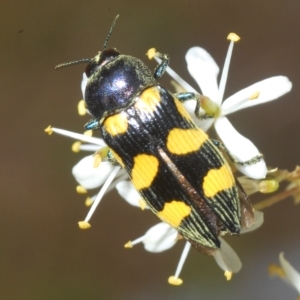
46,33,292,285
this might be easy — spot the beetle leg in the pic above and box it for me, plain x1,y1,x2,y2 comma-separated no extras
84,119,101,130
174,92,207,119
146,48,170,80
211,139,264,166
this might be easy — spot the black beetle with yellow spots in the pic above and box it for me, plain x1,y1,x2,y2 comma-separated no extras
57,16,254,255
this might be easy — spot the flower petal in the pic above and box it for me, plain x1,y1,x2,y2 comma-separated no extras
214,117,267,179
185,47,220,103
143,223,178,253
279,253,300,293
72,155,115,189
222,76,292,115
214,237,242,273
240,210,264,234
116,180,143,207
81,72,88,99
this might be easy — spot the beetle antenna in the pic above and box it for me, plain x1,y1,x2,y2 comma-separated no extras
55,58,91,69
103,15,120,50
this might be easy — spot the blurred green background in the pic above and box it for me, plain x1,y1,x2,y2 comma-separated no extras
1,1,300,299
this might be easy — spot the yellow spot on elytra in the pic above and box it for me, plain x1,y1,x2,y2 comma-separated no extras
268,264,286,278
72,141,81,153
167,128,208,155
135,87,161,114
224,271,232,281
44,126,53,135
168,276,183,286
76,185,87,194
110,149,125,168
124,241,133,248
93,153,102,168
103,112,128,136
131,154,159,190
227,33,240,42
78,221,91,229
78,99,86,116
138,198,147,210
203,165,235,198
84,130,93,137
174,98,193,121
146,48,156,60
85,197,93,207
249,91,260,100
157,201,191,228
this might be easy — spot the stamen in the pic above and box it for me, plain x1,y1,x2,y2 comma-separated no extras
222,91,260,115
227,33,241,42
49,127,105,146
168,241,191,286
84,130,93,137
138,198,147,210
146,48,156,60
268,264,286,278
124,236,145,248
153,57,197,93
78,221,91,229
124,241,133,248
85,197,94,207
79,144,102,152
76,185,87,194
259,179,279,193
224,270,233,281
78,100,87,116
81,166,121,224
44,125,53,135
200,96,220,116
249,91,260,100
218,33,240,103
93,153,102,168
72,141,82,153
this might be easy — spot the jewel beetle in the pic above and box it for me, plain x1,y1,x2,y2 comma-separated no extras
56,15,254,255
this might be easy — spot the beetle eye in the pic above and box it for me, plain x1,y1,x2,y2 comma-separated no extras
85,49,120,77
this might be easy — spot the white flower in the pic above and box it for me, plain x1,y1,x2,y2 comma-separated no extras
270,253,300,296
158,34,292,179
44,126,130,227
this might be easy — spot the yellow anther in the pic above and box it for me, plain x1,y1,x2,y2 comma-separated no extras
259,179,279,193
200,96,220,116
138,198,147,210
78,221,91,229
268,264,286,278
124,241,133,248
227,33,240,42
97,146,110,159
85,197,93,207
44,125,53,135
84,130,93,137
93,153,102,168
168,276,183,286
77,100,87,116
76,185,87,194
72,141,82,153
224,271,233,281
146,48,157,60
249,91,260,100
